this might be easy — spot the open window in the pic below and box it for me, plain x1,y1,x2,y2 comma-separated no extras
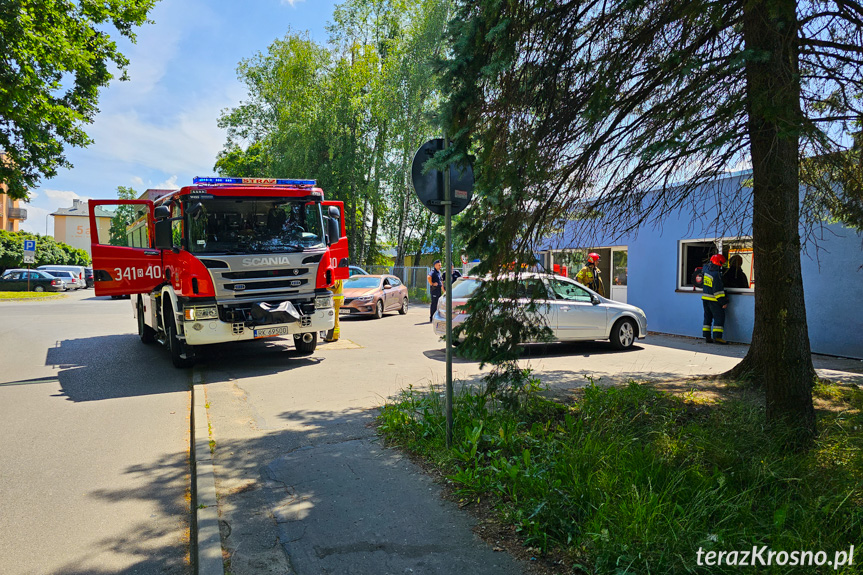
89,200,164,297
678,237,754,292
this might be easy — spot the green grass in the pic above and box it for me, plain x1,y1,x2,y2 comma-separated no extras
378,381,863,574
0,291,65,300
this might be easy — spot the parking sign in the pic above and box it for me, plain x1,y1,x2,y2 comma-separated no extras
23,239,36,264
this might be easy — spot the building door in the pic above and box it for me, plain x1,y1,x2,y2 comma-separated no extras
609,248,628,303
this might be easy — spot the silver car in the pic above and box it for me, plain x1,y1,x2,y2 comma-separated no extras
433,272,647,349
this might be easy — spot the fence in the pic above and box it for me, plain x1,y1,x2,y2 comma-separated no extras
363,264,473,303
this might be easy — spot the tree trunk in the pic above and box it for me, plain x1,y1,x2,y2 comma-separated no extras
728,0,815,447
358,197,369,264
367,203,379,267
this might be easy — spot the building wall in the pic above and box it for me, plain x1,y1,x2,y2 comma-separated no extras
542,173,863,359
53,214,111,255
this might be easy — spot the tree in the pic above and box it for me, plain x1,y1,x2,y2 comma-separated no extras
0,230,90,272
439,0,863,447
0,0,156,200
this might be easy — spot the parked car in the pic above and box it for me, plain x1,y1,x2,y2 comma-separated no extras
348,265,369,277
84,267,94,288
341,274,409,318
38,265,87,289
0,269,66,292
433,272,647,349
45,270,84,290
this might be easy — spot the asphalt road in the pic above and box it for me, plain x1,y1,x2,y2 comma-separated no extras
0,290,191,575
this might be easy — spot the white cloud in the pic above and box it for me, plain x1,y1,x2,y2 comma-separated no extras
153,176,181,190
130,176,144,186
281,0,306,5
88,105,225,177
44,189,90,203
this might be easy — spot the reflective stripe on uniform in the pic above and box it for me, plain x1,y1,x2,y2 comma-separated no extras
701,295,717,301
713,326,724,333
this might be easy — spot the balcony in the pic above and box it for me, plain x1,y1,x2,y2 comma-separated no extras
7,208,27,220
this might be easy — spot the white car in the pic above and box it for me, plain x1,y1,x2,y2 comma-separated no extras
45,270,83,290
433,272,647,349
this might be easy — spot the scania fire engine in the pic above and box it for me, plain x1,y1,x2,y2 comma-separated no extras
88,177,350,367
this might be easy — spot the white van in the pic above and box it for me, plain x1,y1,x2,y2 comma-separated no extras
38,265,87,289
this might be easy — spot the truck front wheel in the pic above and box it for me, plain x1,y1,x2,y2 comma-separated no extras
294,332,317,355
168,318,195,368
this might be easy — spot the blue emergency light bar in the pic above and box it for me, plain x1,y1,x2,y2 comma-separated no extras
193,177,316,186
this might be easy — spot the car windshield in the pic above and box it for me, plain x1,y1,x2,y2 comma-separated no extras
344,277,382,289
186,197,325,254
450,278,482,298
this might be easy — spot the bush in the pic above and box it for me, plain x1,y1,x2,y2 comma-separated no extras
0,230,90,273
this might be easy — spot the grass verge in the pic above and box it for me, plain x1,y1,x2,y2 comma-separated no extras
0,291,66,300
378,381,863,574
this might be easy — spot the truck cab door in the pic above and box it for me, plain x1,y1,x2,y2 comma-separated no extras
322,201,350,280
89,200,164,297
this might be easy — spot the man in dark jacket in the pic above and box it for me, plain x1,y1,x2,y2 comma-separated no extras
427,260,443,323
701,254,729,344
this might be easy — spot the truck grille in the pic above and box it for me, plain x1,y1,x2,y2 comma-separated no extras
201,255,320,301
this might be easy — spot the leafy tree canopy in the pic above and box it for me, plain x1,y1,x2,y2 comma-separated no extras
0,229,90,271
0,0,156,200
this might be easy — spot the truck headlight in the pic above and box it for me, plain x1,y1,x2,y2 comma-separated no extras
184,306,218,321
315,295,334,309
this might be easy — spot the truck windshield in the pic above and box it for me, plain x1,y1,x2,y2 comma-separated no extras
186,198,325,254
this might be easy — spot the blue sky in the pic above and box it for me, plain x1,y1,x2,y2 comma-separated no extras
21,0,337,235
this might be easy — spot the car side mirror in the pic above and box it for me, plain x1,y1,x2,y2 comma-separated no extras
591,294,600,305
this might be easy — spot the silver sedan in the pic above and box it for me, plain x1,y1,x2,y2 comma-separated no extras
433,272,647,349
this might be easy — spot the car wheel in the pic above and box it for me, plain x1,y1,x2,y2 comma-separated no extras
399,298,408,315
294,332,317,355
34,285,45,293
168,317,194,368
610,318,636,350
137,299,156,344
374,299,384,319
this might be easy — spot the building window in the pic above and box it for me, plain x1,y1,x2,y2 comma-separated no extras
678,237,754,292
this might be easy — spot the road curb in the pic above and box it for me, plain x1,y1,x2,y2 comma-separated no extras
192,371,224,575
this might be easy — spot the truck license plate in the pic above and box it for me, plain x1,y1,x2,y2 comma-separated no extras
253,326,290,338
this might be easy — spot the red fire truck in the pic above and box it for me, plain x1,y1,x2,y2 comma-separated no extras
88,177,350,367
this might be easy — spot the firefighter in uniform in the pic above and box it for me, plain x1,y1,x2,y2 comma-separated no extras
575,252,605,296
324,279,343,342
701,254,728,344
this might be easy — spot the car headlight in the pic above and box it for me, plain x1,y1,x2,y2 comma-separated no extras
184,306,218,321
356,296,373,302
315,295,334,309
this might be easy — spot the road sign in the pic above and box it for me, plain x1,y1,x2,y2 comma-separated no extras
23,239,36,264
410,139,474,216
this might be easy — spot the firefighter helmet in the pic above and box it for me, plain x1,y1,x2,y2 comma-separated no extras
587,252,600,264
710,254,727,266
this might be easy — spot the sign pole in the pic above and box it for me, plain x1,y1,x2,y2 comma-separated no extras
444,136,454,449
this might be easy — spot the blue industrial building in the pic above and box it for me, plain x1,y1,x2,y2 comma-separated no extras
538,172,863,359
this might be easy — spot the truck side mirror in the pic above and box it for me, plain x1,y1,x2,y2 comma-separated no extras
326,217,340,246
328,206,341,220
154,205,171,221
187,202,204,220
154,219,173,250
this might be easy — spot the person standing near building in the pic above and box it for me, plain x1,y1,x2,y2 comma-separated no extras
575,252,605,296
702,254,729,344
427,259,443,323
722,254,749,288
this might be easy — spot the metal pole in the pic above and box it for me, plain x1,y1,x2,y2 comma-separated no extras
443,136,454,449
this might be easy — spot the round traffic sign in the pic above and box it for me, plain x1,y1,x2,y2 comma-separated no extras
410,139,474,216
